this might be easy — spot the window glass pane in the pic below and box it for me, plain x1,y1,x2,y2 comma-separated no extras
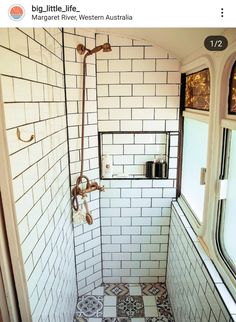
181,118,208,221
221,130,236,267
229,62,236,114
185,69,210,111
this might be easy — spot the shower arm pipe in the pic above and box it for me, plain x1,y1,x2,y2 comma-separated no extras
80,50,90,178
71,43,111,208
80,44,111,177
71,52,104,211
79,43,111,178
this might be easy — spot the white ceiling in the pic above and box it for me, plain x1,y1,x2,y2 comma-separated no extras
96,28,235,60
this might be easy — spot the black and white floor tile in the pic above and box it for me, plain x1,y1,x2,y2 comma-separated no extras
74,284,174,322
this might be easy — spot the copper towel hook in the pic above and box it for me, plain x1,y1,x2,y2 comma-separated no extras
16,127,35,143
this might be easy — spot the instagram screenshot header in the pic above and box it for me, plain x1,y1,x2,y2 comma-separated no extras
0,0,236,27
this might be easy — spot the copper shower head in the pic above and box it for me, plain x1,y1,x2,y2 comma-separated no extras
76,43,112,55
102,43,112,52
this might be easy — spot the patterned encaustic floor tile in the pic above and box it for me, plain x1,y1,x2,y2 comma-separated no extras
155,298,174,322
103,318,131,322
145,317,171,322
74,284,174,322
75,295,103,318
104,284,129,296
141,284,167,298
117,296,144,318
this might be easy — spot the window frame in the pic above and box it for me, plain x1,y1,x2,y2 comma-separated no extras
210,53,236,302
214,117,236,298
181,53,236,302
217,127,236,278
178,63,212,235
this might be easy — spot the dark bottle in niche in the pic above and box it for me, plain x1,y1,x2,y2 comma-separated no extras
155,155,167,178
146,161,154,178
145,156,167,179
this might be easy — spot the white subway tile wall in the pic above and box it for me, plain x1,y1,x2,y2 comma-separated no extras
96,33,180,283
1,28,182,317
1,28,77,321
96,35,180,132
167,203,235,322
64,29,102,295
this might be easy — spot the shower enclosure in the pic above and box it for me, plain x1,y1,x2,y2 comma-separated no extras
0,27,235,322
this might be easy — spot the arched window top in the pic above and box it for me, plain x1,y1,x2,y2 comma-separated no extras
185,68,210,111
229,61,236,114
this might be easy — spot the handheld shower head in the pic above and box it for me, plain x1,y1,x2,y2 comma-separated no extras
89,43,112,54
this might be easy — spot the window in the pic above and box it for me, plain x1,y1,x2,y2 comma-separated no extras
220,130,236,271
185,69,210,111
180,68,210,223
219,61,236,274
181,117,208,222
228,62,236,114
179,59,236,302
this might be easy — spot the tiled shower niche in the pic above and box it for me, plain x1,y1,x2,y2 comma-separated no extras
99,131,177,179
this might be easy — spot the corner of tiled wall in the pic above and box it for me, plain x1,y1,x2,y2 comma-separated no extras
0,28,77,321
0,26,182,319
63,28,102,295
